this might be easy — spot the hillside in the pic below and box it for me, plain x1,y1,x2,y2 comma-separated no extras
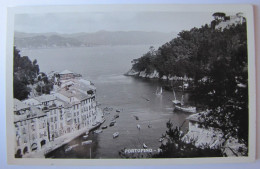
14,31,176,49
127,12,249,151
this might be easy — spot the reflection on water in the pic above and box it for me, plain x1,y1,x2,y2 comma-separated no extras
21,46,194,158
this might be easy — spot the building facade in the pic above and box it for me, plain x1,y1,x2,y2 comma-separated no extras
14,72,100,158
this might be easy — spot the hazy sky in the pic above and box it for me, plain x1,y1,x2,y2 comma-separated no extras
15,12,214,34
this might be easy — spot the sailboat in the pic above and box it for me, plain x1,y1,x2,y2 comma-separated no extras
174,95,196,113
143,143,148,148
156,87,163,95
172,90,181,104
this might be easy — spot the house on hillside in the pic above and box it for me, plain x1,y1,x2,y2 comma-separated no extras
59,70,75,80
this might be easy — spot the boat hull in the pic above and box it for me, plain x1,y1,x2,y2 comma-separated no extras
175,105,196,113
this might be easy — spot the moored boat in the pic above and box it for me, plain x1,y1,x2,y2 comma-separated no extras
172,90,181,104
113,132,119,138
143,143,148,148
156,87,163,95
159,137,164,142
175,105,196,113
94,129,103,134
133,115,139,120
109,122,115,127
83,135,89,139
81,140,92,145
65,144,79,152
174,95,196,113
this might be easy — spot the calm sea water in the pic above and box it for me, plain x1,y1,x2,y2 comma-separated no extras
21,45,192,158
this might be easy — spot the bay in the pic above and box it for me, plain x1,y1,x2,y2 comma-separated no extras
20,45,192,158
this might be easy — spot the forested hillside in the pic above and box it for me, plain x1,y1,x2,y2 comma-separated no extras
130,13,249,154
13,47,53,100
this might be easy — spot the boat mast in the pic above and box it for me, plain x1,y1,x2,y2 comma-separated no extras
181,95,184,106
173,89,176,101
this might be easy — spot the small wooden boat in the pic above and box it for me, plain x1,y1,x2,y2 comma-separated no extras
109,122,115,127
116,109,121,112
83,135,89,139
111,120,116,123
81,140,92,145
65,144,79,152
114,114,119,119
143,143,148,148
174,95,196,113
94,129,103,134
137,124,141,130
101,126,108,129
159,138,164,142
133,115,139,120
172,90,181,104
156,87,163,95
113,132,119,138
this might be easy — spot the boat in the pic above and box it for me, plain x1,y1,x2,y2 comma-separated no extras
156,87,163,95
159,138,164,142
113,132,119,138
114,114,119,119
172,90,181,105
111,119,116,123
174,95,196,113
148,123,152,128
116,109,121,112
83,135,89,139
175,105,196,113
143,143,148,148
65,144,79,152
94,129,103,134
81,140,92,145
133,115,139,120
101,126,108,129
109,122,115,127
98,118,106,124
137,124,141,130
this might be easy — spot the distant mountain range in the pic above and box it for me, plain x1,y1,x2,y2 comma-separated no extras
14,31,177,49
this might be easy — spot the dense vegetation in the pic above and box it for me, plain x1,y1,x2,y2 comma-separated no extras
13,47,53,100
152,121,223,158
131,13,248,155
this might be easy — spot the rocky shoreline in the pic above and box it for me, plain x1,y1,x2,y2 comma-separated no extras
125,69,194,81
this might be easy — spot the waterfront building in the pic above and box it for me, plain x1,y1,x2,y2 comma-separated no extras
55,87,97,130
14,99,48,158
14,72,102,158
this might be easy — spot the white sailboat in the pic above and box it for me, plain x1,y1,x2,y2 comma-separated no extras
143,143,148,148
172,90,181,104
156,87,162,95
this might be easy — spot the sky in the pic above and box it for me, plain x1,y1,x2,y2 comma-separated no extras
14,11,215,34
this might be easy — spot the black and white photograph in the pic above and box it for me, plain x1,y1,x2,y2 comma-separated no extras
6,4,256,165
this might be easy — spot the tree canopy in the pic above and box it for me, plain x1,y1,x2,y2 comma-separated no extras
13,46,53,100
131,14,248,152
13,47,39,100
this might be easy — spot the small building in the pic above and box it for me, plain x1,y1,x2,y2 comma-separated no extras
59,70,75,80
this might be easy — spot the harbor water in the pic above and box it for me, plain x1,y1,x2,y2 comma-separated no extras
21,45,194,158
